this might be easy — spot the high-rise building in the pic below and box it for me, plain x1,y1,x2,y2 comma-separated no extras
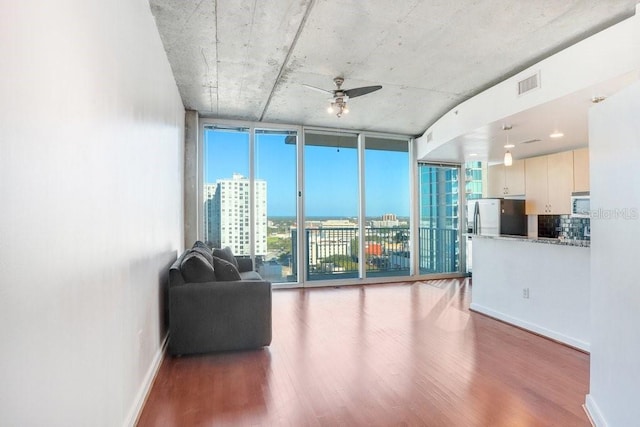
464,161,483,200
204,173,267,257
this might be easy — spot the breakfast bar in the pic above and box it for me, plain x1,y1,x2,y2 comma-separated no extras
470,234,591,351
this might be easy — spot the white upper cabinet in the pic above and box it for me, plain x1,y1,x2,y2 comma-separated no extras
525,151,574,215
487,160,525,197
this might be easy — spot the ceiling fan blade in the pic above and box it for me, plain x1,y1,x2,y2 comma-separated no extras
344,85,382,98
302,84,333,95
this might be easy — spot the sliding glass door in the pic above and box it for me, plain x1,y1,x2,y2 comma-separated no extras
202,125,299,284
302,132,412,281
418,164,461,274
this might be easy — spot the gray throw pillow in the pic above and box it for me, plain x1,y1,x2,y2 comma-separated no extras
192,240,210,251
191,246,214,266
213,246,239,269
212,256,241,281
180,251,216,283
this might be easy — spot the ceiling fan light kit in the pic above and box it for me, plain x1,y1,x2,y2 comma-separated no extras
304,77,381,118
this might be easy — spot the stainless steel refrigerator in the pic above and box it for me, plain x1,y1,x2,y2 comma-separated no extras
467,198,527,236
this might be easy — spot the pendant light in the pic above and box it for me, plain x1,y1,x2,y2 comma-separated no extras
503,124,513,166
504,150,513,166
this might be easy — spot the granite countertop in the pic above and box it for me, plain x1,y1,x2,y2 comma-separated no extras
467,234,590,248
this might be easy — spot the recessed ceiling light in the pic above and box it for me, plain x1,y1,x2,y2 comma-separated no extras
550,132,564,138
504,144,515,148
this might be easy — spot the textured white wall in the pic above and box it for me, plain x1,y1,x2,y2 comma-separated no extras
0,0,184,425
586,81,640,426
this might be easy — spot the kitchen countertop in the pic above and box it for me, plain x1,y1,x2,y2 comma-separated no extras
467,233,590,248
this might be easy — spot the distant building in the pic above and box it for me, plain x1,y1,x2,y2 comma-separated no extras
307,228,355,266
464,161,483,200
372,213,400,228
321,219,357,228
204,173,267,256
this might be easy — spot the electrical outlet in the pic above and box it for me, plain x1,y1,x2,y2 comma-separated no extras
523,288,530,299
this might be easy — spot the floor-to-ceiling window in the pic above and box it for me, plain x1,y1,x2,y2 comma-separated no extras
202,124,299,284
364,136,410,277
418,164,461,274
202,126,251,255
304,131,360,281
255,129,298,283
200,121,463,286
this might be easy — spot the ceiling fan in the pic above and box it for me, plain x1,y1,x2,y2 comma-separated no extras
303,77,382,118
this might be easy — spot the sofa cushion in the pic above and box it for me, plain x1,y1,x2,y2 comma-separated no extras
213,246,239,269
180,251,216,283
212,256,242,281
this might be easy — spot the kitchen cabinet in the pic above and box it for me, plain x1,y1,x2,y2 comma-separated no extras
573,148,590,192
486,159,525,197
525,151,574,214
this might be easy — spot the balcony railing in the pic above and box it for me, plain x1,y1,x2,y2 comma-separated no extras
293,227,459,281
417,227,459,274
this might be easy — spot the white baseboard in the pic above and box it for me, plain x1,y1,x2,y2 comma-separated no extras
124,333,169,427
585,394,608,427
469,303,590,352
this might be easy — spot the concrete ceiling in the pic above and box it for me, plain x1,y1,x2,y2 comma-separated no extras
148,0,638,137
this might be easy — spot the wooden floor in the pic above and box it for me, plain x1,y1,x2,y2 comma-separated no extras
138,279,590,426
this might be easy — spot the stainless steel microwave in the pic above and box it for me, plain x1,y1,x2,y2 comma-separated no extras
571,192,590,218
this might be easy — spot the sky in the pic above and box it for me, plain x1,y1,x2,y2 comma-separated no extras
204,129,410,217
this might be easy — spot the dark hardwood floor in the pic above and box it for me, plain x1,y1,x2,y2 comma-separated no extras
138,279,590,426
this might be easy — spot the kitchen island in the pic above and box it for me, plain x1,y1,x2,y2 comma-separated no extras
470,234,590,351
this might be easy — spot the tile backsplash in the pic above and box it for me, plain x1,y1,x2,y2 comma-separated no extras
538,215,590,240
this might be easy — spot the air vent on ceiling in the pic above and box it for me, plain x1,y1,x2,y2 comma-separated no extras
519,138,541,144
517,72,540,95
426,131,433,143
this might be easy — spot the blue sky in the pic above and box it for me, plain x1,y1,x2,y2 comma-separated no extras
204,130,409,217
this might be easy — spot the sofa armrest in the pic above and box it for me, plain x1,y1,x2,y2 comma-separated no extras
236,257,254,273
169,280,272,355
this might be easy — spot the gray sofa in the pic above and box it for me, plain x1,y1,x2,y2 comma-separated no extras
168,242,272,356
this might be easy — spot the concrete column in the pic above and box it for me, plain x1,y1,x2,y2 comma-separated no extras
184,110,199,248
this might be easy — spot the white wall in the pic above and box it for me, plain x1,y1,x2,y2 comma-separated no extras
470,237,591,351
586,81,640,426
0,1,184,426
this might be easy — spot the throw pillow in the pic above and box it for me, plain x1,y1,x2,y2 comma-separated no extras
213,246,239,269
191,245,214,266
192,240,211,251
180,251,216,283
212,256,241,281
